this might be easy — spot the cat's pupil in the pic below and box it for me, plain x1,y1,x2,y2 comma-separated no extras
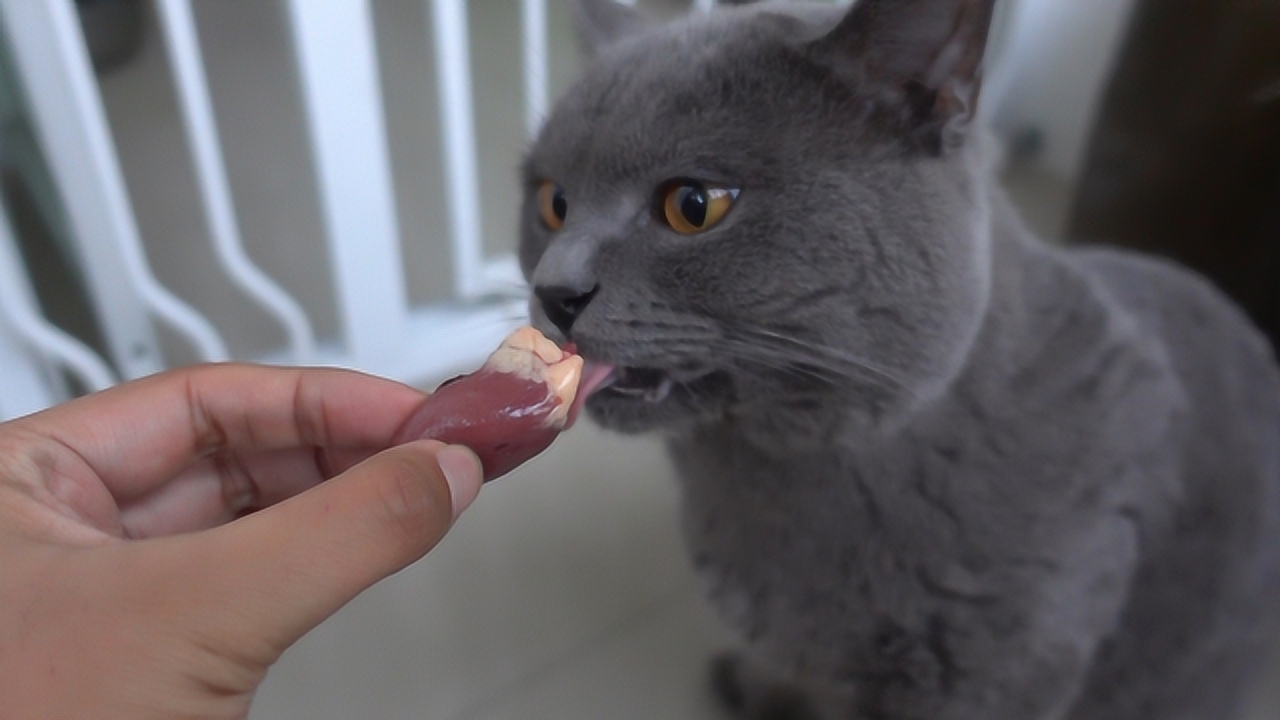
680,185,708,227
552,191,568,221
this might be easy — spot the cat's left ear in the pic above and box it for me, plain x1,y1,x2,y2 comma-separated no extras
575,0,650,57
808,0,997,151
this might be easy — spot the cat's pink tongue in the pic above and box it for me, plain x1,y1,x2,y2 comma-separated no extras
566,360,616,428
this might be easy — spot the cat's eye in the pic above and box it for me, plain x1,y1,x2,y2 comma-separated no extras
537,181,568,231
660,181,738,234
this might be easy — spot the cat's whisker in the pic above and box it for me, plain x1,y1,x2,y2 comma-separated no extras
743,328,903,383
732,355,846,387
592,316,722,348
715,349,846,393
715,335,878,388
722,393,850,419
720,325,904,389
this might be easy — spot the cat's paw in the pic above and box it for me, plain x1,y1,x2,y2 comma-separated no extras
709,652,749,714
708,652,819,720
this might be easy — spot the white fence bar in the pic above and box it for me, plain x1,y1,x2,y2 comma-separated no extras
0,0,228,375
286,0,408,365
981,0,1138,179
694,0,717,13
0,201,60,420
521,0,549,140
154,0,316,362
979,0,1029,128
0,307,57,421
430,0,486,299
0,197,116,404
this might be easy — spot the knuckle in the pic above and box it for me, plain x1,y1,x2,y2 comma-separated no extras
213,452,259,515
185,373,229,456
291,372,331,448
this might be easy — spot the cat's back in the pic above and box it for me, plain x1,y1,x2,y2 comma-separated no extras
1071,246,1279,545
1063,245,1280,717
1071,245,1280,458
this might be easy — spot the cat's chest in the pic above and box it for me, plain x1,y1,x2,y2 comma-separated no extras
669,426,1021,585
670,437,974,594
667,434,996,676
663,414,1157,673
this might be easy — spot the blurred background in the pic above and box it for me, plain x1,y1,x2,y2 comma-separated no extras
0,0,1275,718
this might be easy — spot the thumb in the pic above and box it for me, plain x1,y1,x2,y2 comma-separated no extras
181,440,483,658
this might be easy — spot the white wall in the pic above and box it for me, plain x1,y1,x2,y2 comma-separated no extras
986,0,1139,180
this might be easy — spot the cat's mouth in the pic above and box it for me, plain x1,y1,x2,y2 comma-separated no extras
576,362,671,404
595,366,677,401
567,360,714,425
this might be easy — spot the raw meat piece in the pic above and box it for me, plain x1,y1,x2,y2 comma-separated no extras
393,328,583,482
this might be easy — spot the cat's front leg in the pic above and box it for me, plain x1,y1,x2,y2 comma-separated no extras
708,512,1141,720
709,650,857,720
709,642,1093,720
837,515,1143,720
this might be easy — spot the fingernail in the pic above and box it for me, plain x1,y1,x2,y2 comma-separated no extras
436,444,483,519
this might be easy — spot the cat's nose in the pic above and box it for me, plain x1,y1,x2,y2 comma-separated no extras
535,284,598,336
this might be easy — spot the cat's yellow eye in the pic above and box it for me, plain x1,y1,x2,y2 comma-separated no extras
537,181,567,231
661,181,737,234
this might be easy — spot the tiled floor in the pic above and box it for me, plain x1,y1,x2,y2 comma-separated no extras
251,418,1280,719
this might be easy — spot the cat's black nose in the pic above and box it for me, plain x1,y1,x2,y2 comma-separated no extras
535,284,598,336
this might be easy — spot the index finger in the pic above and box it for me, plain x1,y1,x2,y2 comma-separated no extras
16,364,427,501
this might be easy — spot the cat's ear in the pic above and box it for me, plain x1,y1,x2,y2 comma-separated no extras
575,0,649,57
808,0,997,150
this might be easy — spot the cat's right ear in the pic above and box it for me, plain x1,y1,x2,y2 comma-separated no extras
807,0,997,152
575,0,648,57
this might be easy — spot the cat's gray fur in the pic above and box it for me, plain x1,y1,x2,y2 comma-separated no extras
518,1,1280,717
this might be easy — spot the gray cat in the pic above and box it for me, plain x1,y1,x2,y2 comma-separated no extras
517,1,1280,717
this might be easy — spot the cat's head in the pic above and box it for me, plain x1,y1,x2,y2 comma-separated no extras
520,0,999,450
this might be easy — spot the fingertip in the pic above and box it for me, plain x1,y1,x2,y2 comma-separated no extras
434,444,483,518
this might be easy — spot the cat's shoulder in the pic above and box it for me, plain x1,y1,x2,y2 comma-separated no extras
1068,247,1263,338
1064,245,1278,391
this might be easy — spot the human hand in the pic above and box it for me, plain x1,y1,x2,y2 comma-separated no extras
0,364,483,720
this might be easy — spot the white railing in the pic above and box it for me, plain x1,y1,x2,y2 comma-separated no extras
157,0,316,361
0,194,116,417
0,0,589,420
2,0,225,383
286,0,411,366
